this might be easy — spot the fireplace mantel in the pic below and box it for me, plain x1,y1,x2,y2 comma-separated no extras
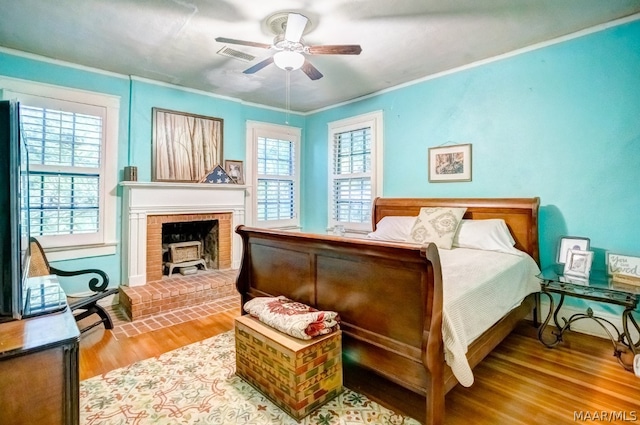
121,182,246,286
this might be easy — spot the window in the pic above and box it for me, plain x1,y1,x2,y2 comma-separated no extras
1,77,120,260
328,111,383,232
22,105,102,237
246,121,301,229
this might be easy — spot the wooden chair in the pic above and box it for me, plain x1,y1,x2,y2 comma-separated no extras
28,237,118,333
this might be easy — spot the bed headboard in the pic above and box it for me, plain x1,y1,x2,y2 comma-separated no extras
372,197,540,264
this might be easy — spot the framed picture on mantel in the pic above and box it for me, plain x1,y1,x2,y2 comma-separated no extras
225,160,244,185
152,108,223,182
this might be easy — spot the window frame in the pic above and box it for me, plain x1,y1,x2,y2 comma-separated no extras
1,76,119,260
245,121,301,229
327,110,384,233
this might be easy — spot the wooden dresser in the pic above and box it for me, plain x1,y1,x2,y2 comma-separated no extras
0,307,80,425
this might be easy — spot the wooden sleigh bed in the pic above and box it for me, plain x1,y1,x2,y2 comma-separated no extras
235,197,540,425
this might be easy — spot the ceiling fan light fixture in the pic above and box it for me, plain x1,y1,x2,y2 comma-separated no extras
273,51,305,71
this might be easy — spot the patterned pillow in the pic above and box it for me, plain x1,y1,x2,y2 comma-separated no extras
405,207,467,249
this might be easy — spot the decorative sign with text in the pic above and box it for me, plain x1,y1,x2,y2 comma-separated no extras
607,253,640,278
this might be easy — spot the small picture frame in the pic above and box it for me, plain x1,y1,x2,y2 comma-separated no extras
606,252,640,278
224,160,244,185
556,236,590,264
428,143,472,182
563,249,594,279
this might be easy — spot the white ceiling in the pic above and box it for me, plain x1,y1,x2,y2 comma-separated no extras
1,0,639,112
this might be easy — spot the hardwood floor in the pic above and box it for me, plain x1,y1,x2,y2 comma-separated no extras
79,308,240,380
80,311,639,424
446,323,639,425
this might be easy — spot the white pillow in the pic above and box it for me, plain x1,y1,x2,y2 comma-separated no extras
367,216,416,241
453,219,518,254
405,207,467,249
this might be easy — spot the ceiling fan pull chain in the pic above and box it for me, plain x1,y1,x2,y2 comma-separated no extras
285,70,291,125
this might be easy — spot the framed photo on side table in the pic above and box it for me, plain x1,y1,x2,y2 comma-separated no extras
563,249,594,279
606,253,640,279
556,236,590,264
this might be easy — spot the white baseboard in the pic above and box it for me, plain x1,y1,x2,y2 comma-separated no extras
536,298,639,342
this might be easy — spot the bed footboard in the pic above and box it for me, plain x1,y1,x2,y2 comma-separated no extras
235,226,446,424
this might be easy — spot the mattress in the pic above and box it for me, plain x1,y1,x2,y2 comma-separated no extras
439,247,541,387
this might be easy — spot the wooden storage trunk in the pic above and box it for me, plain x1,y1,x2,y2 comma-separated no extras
235,315,343,420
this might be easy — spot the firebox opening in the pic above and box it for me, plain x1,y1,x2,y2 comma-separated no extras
161,220,218,275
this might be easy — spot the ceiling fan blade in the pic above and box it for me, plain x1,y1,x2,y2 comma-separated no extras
284,13,308,43
308,45,362,55
300,60,323,80
243,56,274,74
215,37,271,50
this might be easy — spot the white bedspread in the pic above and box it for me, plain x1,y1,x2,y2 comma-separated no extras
439,248,540,387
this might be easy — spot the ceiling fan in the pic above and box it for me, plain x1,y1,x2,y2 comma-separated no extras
215,12,362,81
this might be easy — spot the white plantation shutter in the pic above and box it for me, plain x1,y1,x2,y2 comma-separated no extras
250,124,300,228
328,111,383,231
257,179,294,221
333,177,371,223
21,106,102,237
331,128,372,224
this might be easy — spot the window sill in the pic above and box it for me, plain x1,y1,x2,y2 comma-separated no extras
43,242,117,262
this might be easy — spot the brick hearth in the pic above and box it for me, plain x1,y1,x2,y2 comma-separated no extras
119,269,238,321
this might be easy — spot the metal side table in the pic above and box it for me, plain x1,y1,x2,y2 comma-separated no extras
537,265,640,371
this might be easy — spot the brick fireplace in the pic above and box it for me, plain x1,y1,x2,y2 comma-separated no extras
119,182,245,320
121,182,246,287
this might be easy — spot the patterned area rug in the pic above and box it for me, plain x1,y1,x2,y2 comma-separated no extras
80,331,420,425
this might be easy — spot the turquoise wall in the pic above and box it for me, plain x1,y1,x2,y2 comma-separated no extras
0,50,302,293
304,20,640,277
